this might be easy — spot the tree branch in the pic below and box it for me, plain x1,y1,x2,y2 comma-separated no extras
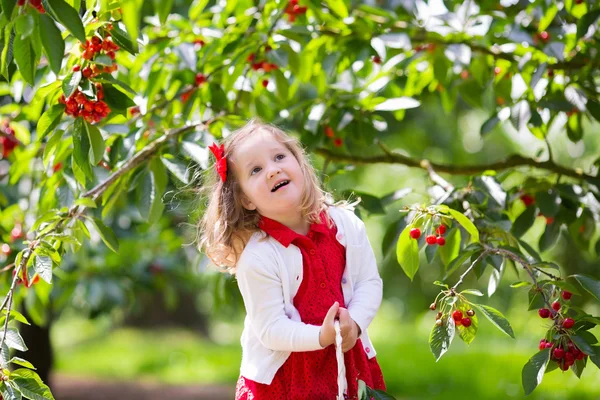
314,147,599,185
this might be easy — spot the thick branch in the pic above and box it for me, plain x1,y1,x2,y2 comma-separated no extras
314,147,599,185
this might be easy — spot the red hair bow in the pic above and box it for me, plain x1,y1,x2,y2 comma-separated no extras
209,143,227,182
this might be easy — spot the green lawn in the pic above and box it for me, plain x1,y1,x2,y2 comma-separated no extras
52,302,600,399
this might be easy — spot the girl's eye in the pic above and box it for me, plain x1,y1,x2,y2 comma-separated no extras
275,154,285,161
251,167,261,175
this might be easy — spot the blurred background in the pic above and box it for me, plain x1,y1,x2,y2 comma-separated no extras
1,0,600,399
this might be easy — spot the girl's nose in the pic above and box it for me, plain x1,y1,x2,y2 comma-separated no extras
267,165,281,179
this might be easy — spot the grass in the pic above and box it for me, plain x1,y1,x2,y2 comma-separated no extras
52,302,600,399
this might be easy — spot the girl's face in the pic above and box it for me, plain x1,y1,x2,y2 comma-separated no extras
231,131,306,220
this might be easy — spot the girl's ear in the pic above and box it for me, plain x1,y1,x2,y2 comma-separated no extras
241,194,257,211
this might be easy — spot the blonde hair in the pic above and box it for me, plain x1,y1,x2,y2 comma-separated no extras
197,119,351,272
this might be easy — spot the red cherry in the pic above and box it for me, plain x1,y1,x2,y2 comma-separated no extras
409,228,421,240
195,73,206,86
551,301,560,312
52,162,63,173
466,309,475,317
561,291,572,300
262,79,269,88
1,243,10,256
538,340,547,351
520,194,535,207
460,70,469,79
494,66,502,76
324,125,334,138
435,225,446,235
553,347,564,359
545,342,552,349
575,0,584,3
563,318,575,329
538,308,550,318
247,53,255,62
545,216,554,225
539,31,550,42
564,352,575,365
18,0,26,5
82,67,93,78
461,317,472,327
425,235,437,245
558,361,569,371
436,236,446,246
73,65,81,72
547,69,554,77
452,310,463,321
333,138,343,147
372,55,381,64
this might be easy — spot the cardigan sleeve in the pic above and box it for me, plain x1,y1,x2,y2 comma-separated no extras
345,212,383,335
236,250,325,352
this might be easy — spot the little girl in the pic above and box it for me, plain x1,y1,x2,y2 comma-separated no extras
199,120,386,399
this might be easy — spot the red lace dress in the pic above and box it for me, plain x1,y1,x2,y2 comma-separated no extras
235,211,386,399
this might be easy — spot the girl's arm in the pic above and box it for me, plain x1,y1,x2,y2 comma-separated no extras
236,250,327,352
346,217,383,336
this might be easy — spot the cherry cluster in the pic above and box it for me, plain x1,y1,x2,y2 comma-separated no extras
248,47,278,89
81,34,120,71
0,121,18,158
539,338,587,371
409,224,447,246
59,86,110,124
324,125,342,148
452,309,474,327
17,0,45,13
285,0,307,22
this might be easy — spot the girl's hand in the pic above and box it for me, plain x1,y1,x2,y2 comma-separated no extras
319,301,340,347
338,307,360,353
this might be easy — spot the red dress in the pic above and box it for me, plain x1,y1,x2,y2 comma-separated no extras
235,211,386,399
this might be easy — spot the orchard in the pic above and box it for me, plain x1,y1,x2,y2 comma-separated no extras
1,0,600,399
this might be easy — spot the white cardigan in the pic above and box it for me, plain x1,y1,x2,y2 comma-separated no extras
235,206,383,384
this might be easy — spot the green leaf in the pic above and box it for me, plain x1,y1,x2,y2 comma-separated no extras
13,35,35,86
1,309,30,325
42,128,65,167
109,22,138,55
577,8,600,39
62,71,82,98
33,255,52,284
84,121,105,165
587,100,600,122
90,217,119,253
512,205,536,238
571,334,597,357
15,14,35,38
438,228,461,267
37,104,65,140
121,0,143,45
572,274,600,301
74,197,97,208
373,97,420,111
588,346,600,369
473,303,515,338
8,357,35,370
96,73,136,95
510,281,531,288
46,0,86,42
39,15,64,75
11,368,55,400
522,349,550,396
447,209,479,243
102,84,135,112
161,157,189,184
364,386,397,400
0,381,22,400
0,329,27,352
480,115,499,136
2,0,16,20
429,315,455,361
536,190,560,217
539,221,561,252
456,302,478,345
153,0,174,24
461,289,483,296
539,4,558,31
71,118,93,183
443,250,476,280
325,0,348,18
396,225,420,281
93,53,113,66
548,280,580,295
